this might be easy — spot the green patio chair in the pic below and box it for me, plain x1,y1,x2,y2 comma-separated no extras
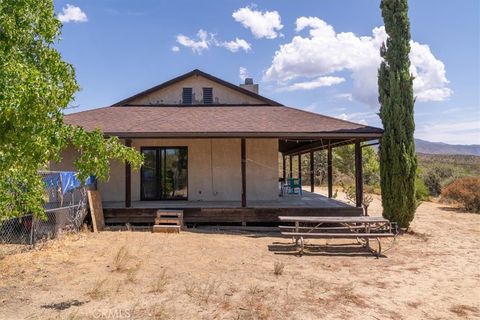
287,178,302,195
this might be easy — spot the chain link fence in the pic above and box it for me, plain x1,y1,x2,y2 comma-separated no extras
0,171,89,252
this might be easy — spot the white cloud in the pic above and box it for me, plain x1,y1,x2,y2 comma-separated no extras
58,4,88,23
264,17,452,106
337,111,379,126
218,38,251,53
232,7,283,39
416,119,480,144
176,29,211,54
409,42,452,101
176,30,251,54
282,76,345,91
239,67,249,81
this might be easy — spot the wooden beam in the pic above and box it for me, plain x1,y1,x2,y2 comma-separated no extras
125,138,132,208
355,140,363,208
241,138,247,207
289,154,293,178
310,150,314,192
327,144,333,198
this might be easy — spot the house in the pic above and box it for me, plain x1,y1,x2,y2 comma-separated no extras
52,69,383,225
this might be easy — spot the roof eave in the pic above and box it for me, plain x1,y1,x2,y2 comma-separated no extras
104,131,383,139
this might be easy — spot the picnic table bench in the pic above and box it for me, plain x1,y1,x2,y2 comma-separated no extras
278,216,397,257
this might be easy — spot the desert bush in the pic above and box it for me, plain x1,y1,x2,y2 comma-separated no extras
422,171,442,196
273,261,285,276
421,165,458,196
150,269,169,293
415,177,430,202
442,177,480,213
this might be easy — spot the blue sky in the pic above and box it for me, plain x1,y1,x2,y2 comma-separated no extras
54,0,479,145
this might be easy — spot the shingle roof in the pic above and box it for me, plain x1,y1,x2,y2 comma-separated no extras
64,105,383,138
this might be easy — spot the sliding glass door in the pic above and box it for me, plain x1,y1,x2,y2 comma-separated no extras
141,147,188,200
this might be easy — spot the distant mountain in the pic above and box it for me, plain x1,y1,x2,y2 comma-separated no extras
415,139,480,156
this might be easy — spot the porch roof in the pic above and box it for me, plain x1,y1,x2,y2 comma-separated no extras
65,105,383,139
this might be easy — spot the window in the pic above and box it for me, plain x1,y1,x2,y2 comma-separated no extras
182,88,193,105
141,147,188,200
203,87,213,104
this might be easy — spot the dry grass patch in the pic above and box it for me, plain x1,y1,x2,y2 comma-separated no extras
112,245,129,272
184,278,222,304
86,278,109,300
328,285,368,308
273,261,285,276
149,269,169,293
239,284,274,320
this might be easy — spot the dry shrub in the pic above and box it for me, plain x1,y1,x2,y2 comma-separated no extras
273,261,285,276
150,269,169,293
240,284,273,320
113,245,129,272
198,279,222,303
184,279,222,304
442,177,480,213
87,278,108,300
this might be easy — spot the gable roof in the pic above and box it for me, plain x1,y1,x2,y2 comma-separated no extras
65,105,383,139
112,69,283,107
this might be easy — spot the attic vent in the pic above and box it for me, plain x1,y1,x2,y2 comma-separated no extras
203,87,213,104
182,88,193,105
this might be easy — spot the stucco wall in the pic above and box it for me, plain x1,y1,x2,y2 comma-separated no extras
50,138,279,203
129,76,265,105
49,144,127,202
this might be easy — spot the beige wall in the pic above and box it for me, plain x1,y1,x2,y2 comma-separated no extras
51,138,279,203
130,76,265,105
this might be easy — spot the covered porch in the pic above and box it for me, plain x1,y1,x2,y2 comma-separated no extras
104,190,364,226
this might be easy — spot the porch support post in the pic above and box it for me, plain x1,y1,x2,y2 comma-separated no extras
355,140,363,208
310,150,314,192
125,138,132,208
241,138,247,207
298,154,302,180
289,155,293,178
327,143,333,198
282,154,286,180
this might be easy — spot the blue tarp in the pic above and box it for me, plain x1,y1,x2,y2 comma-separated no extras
43,172,95,195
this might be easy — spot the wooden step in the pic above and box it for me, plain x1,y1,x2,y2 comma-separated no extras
155,218,181,225
156,210,183,219
153,225,181,233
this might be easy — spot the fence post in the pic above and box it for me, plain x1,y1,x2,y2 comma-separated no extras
30,216,35,247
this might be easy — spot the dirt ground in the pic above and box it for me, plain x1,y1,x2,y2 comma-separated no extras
1,189,479,320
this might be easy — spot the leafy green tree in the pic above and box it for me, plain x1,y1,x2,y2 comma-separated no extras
378,0,417,228
0,0,142,221
333,145,380,187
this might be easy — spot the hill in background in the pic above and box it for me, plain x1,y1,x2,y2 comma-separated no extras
415,139,480,156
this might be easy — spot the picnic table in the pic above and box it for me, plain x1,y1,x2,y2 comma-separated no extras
278,216,396,257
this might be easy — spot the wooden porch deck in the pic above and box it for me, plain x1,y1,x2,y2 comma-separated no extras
102,192,364,225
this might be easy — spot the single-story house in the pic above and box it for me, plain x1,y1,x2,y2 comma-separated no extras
51,69,383,225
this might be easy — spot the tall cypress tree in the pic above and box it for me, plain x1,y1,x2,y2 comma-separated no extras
378,0,417,228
